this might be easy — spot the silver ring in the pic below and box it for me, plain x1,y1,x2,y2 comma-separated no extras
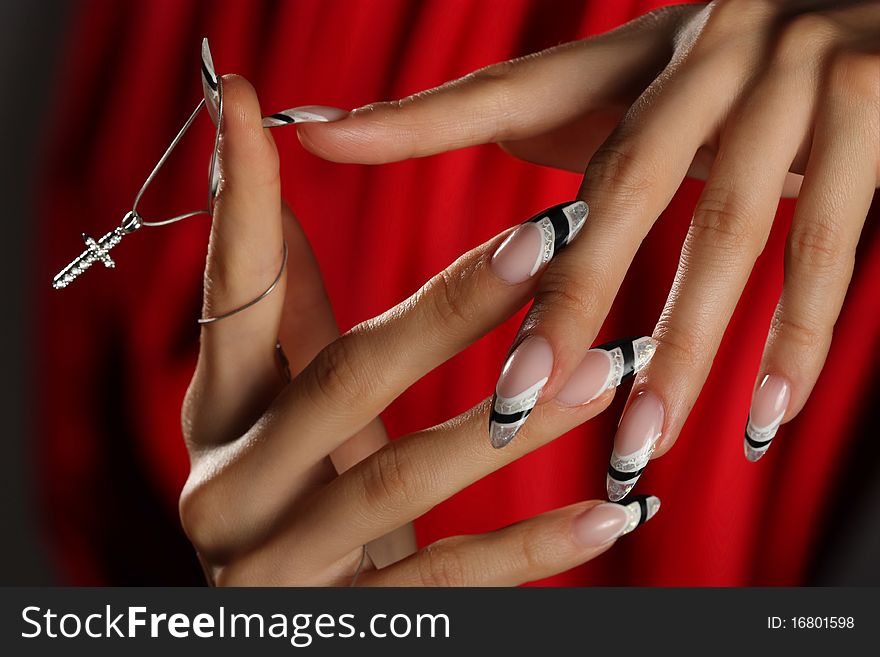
349,545,369,587
198,241,288,325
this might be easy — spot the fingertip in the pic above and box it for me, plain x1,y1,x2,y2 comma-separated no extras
295,100,432,164
218,74,279,181
295,123,341,160
296,119,397,164
219,74,260,129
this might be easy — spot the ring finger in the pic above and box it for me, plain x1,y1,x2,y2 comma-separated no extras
606,28,825,499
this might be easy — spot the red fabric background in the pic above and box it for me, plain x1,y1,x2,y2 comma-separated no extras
37,0,880,585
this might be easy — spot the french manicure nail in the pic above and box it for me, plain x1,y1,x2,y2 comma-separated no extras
262,106,349,127
571,496,661,547
490,200,589,284
201,38,220,126
556,336,656,406
491,224,545,284
489,336,554,449
744,374,790,462
606,391,664,501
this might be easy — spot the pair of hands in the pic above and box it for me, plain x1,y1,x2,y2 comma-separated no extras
181,76,651,586
181,0,880,585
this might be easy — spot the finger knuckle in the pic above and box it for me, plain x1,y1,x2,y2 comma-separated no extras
690,187,763,258
587,144,655,198
422,265,477,336
786,220,850,275
466,62,519,142
469,58,518,85
308,334,376,406
652,324,712,372
770,314,828,352
417,538,470,587
360,443,415,516
775,12,840,64
511,522,553,575
531,270,605,326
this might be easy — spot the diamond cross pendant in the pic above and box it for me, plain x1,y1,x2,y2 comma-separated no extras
52,39,224,292
52,211,142,289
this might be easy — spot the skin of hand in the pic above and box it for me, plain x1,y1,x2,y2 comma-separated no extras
179,75,660,586
293,0,880,494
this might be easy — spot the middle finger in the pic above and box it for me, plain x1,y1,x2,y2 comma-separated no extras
486,10,768,450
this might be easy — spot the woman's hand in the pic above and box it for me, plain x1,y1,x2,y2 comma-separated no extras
290,0,880,497
179,76,660,586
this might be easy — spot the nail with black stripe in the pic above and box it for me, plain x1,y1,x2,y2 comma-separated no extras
523,200,589,271
556,336,656,406
488,201,589,448
489,336,553,449
571,495,661,547
744,374,790,462
606,391,664,502
201,38,220,125
262,106,348,128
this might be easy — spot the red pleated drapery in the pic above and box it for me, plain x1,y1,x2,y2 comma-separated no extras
37,0,880,585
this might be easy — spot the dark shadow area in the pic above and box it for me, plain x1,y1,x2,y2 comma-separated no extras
0,0,72,585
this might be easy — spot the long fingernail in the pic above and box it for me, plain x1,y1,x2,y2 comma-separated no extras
262,106,348,127
490,200,589,284
556,336,656,406
201,38,221,125
606,391,664,501
489,336,553,448
744,374,790,462
571,496,661,547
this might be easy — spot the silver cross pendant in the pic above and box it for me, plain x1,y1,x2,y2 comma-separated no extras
51,38,224,291
52,211,143,289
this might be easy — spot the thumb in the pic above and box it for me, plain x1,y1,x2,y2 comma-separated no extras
187,74,287,446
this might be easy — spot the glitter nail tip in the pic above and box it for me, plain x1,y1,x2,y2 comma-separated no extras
615,495,661,535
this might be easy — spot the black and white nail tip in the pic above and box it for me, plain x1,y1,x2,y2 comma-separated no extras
590,336,656,402
525,201,589,271
743,412,784,462
200,38,220,125
261,106,347,128
489,377,549,449
615,495,661,535
606,432,660,502
607,456,651,502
